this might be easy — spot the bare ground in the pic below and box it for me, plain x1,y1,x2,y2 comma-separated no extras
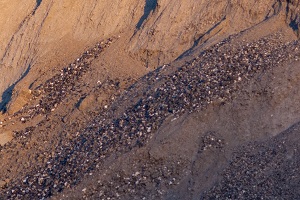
1,0,300,199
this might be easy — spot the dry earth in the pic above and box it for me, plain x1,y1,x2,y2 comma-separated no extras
1,0,300,199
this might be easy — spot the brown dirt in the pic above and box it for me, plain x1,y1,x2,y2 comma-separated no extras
1,0,300,199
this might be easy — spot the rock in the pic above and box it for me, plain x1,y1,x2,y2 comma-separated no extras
0,180,7,188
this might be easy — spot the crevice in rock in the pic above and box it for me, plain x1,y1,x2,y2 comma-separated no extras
176,16,227,60
136,0,158,29
266,0,282,19
33,0,42,15
285,0,300,37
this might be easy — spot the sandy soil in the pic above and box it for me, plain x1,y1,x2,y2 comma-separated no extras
1,0,300,199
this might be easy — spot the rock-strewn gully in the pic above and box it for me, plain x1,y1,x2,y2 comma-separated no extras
1,32,300,199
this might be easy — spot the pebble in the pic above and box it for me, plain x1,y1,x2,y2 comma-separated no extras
203,123,300,199
20,117,26,123
1,32,300,199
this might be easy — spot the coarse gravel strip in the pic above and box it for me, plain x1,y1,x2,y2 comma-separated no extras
1,32,300,199
202,121,300,199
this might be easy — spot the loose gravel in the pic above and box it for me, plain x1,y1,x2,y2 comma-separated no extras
1,32,300,199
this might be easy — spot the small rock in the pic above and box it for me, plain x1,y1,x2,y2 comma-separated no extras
0,180,7,188
21,117,26,123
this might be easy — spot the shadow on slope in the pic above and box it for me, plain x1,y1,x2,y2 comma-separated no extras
0,65,31,113
136,0,158,29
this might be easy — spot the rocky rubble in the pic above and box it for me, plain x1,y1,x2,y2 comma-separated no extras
16,38,114,118
87,155,187,200
1,32,300,199
203,122,300,199
0,38,116,144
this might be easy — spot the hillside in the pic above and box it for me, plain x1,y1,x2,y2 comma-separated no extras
1,0,300,199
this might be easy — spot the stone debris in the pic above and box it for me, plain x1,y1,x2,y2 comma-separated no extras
201,132,224,151
203,123,300,199
1,32,300,199
90,157,185,200
13,38,115,119
2,38,118,145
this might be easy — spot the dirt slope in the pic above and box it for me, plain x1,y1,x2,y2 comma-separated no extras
51,30,300,199
1,0,300,199
0,0,286,109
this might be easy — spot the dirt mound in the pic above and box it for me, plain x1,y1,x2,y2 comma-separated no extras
1,0,300,199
